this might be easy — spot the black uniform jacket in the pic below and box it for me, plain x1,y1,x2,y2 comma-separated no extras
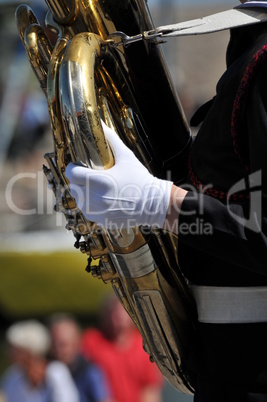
177,23,267,386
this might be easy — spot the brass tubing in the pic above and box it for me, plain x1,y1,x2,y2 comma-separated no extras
47,35,69,178
45,0,79,25
16,5,53,94
59,33,114,169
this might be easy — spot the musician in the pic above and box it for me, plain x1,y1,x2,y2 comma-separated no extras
66,0,267,400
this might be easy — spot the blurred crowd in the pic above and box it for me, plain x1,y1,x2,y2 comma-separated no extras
0,295,164,402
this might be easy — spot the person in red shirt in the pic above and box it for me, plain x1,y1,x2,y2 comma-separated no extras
81,295,164,402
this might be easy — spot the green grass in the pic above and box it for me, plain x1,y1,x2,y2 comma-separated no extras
0,251,112,320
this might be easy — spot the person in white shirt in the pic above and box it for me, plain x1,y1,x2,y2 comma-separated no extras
0,319,79,402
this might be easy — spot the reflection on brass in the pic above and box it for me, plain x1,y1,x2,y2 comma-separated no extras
16,0,196,393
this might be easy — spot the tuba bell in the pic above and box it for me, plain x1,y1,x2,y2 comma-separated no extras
15,0,197,393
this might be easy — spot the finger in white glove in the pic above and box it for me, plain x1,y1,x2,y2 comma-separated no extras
65,123,173,230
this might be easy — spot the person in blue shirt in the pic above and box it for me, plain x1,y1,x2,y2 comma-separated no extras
48,313,112,402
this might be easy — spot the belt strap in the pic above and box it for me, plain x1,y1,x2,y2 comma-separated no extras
110,7,267,48
191,286,267,324
156,8,267,38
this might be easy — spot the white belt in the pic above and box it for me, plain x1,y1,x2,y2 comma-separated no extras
191,285,267,324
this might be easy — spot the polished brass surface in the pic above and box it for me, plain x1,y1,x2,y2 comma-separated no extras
16,0,196,393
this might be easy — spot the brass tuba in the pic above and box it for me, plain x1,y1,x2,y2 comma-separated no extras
16,0,196,393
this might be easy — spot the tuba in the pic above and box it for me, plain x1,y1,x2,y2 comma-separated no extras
16,0,197,393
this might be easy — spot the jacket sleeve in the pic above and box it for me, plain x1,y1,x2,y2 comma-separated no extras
178,191,267,275
178,60,267,276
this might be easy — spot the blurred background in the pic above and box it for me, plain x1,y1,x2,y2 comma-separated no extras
0,0,236,400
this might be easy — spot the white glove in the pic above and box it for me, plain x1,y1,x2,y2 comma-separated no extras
65,123,173,230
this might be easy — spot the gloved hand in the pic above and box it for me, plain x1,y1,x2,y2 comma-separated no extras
65,123,173,229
